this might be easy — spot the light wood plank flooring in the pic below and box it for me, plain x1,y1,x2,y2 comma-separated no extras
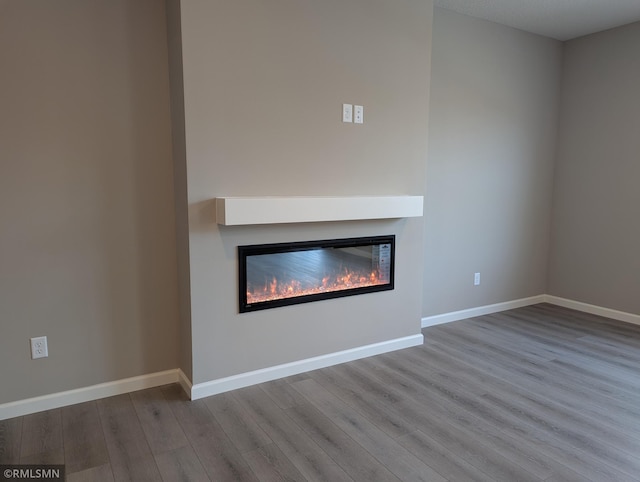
2,303,640,481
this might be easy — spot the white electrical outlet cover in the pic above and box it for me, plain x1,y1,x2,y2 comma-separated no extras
31,336,48,359
354,105,363,124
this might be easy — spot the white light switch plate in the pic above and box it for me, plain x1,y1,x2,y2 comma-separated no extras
342,104,353,123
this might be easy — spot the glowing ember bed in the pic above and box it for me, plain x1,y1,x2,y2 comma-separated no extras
238,235,394,312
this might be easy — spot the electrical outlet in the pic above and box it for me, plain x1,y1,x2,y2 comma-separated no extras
30,336,48,359
354,105,364,124
474,272,481,286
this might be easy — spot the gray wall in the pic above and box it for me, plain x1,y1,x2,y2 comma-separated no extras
0,0,179,404
423,8,563,316
3,0,638,409
165,0,193,381
548,22,640,314
175,0,433,385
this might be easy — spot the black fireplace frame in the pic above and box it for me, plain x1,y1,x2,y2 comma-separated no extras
238,235,395,313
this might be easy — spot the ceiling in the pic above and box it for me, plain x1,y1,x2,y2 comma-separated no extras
434,0,640,41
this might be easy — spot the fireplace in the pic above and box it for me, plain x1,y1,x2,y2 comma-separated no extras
238,235,395,312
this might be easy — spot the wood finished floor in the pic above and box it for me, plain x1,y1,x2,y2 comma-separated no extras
2,303,640,481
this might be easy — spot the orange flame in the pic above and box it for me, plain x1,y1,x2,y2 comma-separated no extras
247,267,387,304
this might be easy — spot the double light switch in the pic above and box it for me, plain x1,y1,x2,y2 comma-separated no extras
343,104,364,124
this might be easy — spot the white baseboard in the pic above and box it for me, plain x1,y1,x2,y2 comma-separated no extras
422,295,546,328
421,294,640,329
178,367,193,396
5,295,636,420
0,335,423,418
544,295,640,326
190,333,424,401
0,369,184,421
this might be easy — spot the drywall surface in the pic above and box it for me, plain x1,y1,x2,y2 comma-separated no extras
0,0,179,404
175,0,433,384
548,21,640,314
424,8,563,316
165,0,193,381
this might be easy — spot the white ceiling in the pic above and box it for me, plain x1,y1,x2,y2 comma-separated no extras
434,0,640,41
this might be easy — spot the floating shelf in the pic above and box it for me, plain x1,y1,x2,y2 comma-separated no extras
215,196,424,226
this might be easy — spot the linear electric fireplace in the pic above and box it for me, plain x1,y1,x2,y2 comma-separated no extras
238,235,395,312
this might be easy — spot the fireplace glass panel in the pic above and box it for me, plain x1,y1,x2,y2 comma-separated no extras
239,235,394,312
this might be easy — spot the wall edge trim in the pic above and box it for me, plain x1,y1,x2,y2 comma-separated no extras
178,368,193,399
4,294,638,420
421,295,547,327
421,294,640,328
0,369,179,421
544,295,640,326
190,333,424,400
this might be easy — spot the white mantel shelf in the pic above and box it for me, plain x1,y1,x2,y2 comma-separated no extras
215,196,424,226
